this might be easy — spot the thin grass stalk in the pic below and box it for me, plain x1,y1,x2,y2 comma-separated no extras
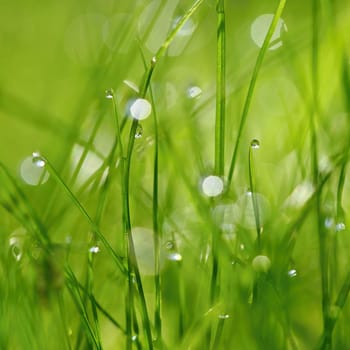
318,269,350,349
109,92,138,349
57,291,73,350
121,2,207,347
215,0,226,176
124,120,153,349
311,0,331,345
65,266,102,350
149,86,162,343
41,157,127,274
248,142,262,251
138,45,162,345
227,0,287,187
70,112,104,187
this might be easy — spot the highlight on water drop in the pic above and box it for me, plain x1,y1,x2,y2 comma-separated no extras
201,175,224,197
20,153,49,186
187,86,202,99
89,246,100,254
168,252,182,262
129,98,152,120
105,88,114,99
135,124,143,139
250,139,260,149
9,228,26,262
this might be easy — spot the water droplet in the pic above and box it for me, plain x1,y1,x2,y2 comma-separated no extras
135,124,143,139
251,14,287,50
201,175,224,197
240,244,245,251
168,252,182,262
187,86,202,99
218,314,230,319
131,335,138,342
89,246,100,254
250,139,260,149
129,98,152,120
288,269,297,278
336,222,346,232
325,217,334,229
151,56,157,65
165,240,174,250
252,255,271,273
9,230,25,262
123,80,139,93
20,154,49,186
32,152,46,167
105,88,114,99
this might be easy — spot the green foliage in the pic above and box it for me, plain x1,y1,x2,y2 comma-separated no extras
1,0,350,349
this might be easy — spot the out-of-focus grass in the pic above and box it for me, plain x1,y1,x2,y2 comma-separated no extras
1,0,350,349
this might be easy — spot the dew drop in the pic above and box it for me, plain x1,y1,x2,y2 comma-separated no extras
32,152,46,167
218,314,230,319
288,269,297,278
202,175,224,197
165,240,174,250
135,124,143,139
20,154,49,186
151,56,157,65
131,335,138,342
129,98,152,120
335,222,346,232
187,86,202,99
89,246,100,254
105,88,114,99
9,233,25,262
168,252,182,261
324,217,334,229
252,255,271,273
250,139,260,149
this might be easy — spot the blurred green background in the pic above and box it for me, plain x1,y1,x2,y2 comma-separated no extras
1,0,350,349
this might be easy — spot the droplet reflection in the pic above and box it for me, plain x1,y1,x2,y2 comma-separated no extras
135,124,143,139
202,176,224,197
129,98,152,120
20,154,49,186
250,139,260,149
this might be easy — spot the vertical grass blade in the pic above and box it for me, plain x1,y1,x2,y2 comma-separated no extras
215,0,226,176
227,0,287,187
